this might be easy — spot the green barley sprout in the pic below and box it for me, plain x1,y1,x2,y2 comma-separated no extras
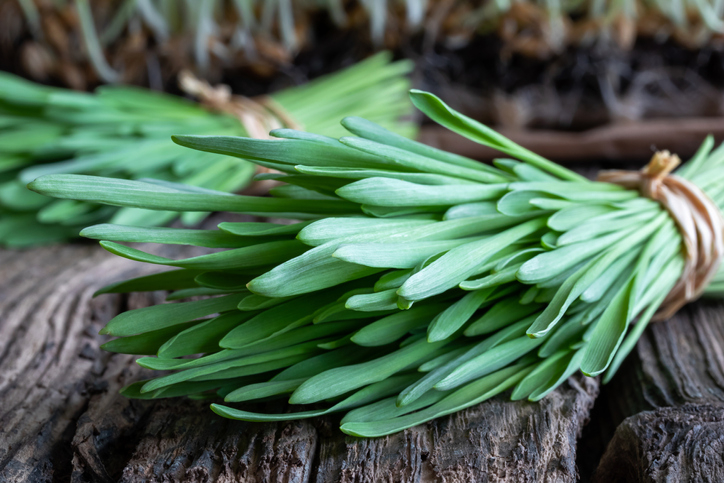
28,89,724,436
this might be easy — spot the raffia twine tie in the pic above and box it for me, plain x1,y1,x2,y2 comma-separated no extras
598,151,724,320
178,70,303,140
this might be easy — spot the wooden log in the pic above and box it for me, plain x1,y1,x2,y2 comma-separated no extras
0,243,599,482
593,404,724,483
90,375,597,482
0,244,159,482
418,118,724,163
590,301,724,482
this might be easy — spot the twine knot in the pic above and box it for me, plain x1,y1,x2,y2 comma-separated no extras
178,70,303,140
598,151,724,320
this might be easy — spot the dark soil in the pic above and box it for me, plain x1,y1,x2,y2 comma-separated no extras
409,35,724,129
232,21,724,130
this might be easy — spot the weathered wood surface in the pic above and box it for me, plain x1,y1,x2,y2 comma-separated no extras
589,301,724,482
593,405,724,483
0,243,599,482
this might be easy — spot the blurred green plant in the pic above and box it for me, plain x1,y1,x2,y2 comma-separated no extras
0,52,415,246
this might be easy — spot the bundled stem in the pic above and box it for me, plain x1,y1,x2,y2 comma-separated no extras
0,52,414,246
29,89,724,436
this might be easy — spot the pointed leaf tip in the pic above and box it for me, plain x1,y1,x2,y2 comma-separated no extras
170,134,191,146
26,175,52,194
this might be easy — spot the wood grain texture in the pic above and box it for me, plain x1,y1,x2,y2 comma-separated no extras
0,244,158,482
594,404,724,483
77,374,598,483
590,301,724,482
419,119,724,163
0,243,599,482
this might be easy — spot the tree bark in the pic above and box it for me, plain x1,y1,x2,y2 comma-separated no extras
590,301,724,482
0,244,599,482
594,404,724,483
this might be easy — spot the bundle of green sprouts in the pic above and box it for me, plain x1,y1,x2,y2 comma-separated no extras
0,52,414,246
29,90,724,437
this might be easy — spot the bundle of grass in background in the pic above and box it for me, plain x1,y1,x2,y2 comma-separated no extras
10,0,724,89
29,90,724,436
9,0,433,88
0,52,414,246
